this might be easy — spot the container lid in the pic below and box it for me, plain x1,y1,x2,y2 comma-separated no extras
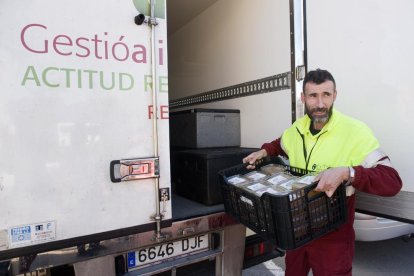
170,108,240,115
171,147,258,159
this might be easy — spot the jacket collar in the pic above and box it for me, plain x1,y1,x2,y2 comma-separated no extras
296,108,340,136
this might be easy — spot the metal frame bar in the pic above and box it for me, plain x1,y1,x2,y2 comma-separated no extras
289,0,307,123
169,73,290,110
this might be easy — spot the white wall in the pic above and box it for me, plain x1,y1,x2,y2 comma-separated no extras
307,0,414,191
168,0,292,147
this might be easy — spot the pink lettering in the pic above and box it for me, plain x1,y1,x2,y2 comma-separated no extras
20,23,153,65
53,35,73,56
148,105,169,120
75,37,90,57
21,23,48,53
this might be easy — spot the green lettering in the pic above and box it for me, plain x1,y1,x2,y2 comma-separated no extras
77,69,82,88
144,75,152,92
60,68,76,88
119,73,134,91
21,66,40,86
159,76,168,93
100,71,115,90
42,67,60,87
84,70,98,89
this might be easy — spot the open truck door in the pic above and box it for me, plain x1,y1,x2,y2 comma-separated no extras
306,0,414,241
0,0,171,269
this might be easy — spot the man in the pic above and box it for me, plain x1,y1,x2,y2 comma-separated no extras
243,69,402,276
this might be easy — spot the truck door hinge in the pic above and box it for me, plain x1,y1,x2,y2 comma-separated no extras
134,14,158,26
295,65,306,81
159,188,170,214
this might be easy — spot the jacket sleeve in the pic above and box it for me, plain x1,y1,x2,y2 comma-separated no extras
261,137,288,158
353,163,402,196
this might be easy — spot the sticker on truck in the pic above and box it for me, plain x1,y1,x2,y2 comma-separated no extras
127,234,209,270
8,221,56,248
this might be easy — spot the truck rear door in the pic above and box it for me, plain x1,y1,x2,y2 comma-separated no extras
0,0,171,258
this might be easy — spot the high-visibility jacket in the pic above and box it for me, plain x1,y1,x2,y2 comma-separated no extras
260,108,401,256
281,108,379,173
260,108,402,255
261,109,401,197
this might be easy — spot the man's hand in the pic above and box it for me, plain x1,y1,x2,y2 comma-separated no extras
314,167,350,197
243,149,268,169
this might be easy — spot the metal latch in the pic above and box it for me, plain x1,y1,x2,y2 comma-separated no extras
295,65,306,81
159,188,170,214
110,157,159,183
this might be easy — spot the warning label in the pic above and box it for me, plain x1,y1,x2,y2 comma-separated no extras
8,221,56,248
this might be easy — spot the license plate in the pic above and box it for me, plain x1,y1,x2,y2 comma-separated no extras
127,234,209,269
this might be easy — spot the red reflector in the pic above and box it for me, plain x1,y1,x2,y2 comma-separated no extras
245,242,267,258
259,242,265,254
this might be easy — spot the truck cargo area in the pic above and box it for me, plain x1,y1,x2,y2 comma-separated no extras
166,0,290,222
171,192,224,221
170,147,259,221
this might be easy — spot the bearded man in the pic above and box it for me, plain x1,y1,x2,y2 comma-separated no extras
243,69,402,276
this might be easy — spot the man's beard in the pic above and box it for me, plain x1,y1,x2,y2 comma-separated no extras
305,105,333,125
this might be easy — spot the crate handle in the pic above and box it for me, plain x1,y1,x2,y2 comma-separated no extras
241,156,283,170
306,183,323,201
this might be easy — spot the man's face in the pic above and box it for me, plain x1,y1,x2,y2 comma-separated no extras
301,80,337,129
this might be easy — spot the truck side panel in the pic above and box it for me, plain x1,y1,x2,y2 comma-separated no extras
0,0,171,253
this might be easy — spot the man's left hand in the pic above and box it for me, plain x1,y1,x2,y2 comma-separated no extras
314,167,349,197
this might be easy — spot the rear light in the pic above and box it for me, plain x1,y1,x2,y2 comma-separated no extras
243,235,284,269
244,240,275,259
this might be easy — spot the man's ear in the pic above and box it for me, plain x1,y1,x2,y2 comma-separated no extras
301,92,305,103
333,90,337,101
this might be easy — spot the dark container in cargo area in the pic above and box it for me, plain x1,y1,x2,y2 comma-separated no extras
171,147,258,205
169,109,241,148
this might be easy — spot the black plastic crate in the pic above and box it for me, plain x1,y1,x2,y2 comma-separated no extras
219,157,347,250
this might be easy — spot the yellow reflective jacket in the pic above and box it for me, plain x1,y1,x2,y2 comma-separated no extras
281,109,379,172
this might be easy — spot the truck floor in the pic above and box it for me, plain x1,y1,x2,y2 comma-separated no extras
171,192,224,221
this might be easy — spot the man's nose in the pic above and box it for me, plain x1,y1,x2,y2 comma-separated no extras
316,96,325,108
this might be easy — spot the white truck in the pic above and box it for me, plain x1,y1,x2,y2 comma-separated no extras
1,0,414,275
0,0,278,275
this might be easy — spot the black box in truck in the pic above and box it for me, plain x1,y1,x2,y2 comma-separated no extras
170,147,257,205
169,109,241,148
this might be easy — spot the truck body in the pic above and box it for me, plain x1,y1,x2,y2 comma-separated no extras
0,0,245,275
306,0,414,241
0,0,282,275
1,0,414,275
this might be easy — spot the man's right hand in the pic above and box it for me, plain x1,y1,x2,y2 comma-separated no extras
243,149,268,169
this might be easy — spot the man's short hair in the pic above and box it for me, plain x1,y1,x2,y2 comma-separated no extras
303,69,336,92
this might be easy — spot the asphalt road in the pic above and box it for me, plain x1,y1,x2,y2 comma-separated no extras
243,236,414,275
